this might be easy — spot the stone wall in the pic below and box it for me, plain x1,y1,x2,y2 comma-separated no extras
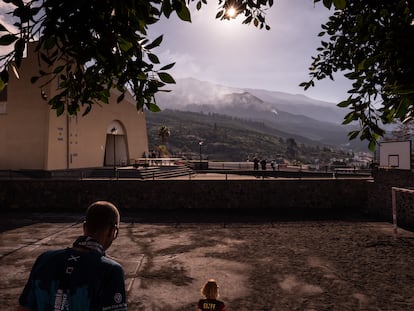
0,179,369,217
368,169,414,228
2,173,414,226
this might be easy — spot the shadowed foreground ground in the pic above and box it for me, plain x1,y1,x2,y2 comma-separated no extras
1,212,414,310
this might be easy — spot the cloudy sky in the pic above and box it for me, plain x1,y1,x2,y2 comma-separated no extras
147,0,352,103
0,0,351,103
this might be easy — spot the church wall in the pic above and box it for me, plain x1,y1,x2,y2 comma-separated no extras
0,44,51,170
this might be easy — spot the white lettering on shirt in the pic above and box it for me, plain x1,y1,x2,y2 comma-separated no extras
203,302,216,309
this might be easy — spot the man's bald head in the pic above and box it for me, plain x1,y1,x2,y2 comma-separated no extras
84,201,120,236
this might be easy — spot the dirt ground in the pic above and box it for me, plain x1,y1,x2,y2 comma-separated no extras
1,213,414,310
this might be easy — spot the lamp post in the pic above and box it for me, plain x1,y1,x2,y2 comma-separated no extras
198,140,203,169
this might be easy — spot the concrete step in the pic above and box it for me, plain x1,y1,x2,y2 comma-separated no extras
139,166,194,180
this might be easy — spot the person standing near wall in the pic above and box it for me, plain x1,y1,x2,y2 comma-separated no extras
253,157,259,170
17,201,127,311
260,158,267,170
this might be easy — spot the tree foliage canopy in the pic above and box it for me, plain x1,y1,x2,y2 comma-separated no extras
0,0,272,116
304,0,414,150
1,0,413,150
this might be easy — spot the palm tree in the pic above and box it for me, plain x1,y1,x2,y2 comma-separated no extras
158,125,171,145
158,125,171,157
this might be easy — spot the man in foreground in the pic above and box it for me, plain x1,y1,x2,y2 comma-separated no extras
17,201,127,311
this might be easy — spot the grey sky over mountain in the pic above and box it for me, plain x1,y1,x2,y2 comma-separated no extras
148,0,352,104
0,0,351,103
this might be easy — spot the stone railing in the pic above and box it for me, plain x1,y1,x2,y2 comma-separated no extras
0,179,369,214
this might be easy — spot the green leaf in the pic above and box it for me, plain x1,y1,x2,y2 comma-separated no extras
137,72,147,80
337,99,350,108
82,104,92,116
162,0,172,17
147,102,161,112
299,81,312,91
322,0,332,9
0,34,17,46
159,62,175,71
158,72,175,84
243,16,253,24
343,111,357,124
145,35,163,50
148,53,160,64
348,130,360,140
56,101,65,116
118,37,133,52
333,0,346,10
136,96,144,110
176,3,191,22
395,98,412,118
0,69,8,84
14,38,25,67
357,59,366,71
53,66,65,74
117,93,125,103
368,140,376,151
43,36,56,50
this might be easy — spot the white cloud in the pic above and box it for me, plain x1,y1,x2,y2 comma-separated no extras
157,50,202,78
147,0,350,103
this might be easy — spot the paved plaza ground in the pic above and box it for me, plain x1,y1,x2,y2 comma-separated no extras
1,211,414,310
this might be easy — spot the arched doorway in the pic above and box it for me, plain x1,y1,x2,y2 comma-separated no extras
104,121,128,167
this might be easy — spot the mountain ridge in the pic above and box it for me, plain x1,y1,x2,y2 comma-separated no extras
145,109,355,162
154,78,365,150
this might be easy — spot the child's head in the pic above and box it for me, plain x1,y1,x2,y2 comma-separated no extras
201,279,220,299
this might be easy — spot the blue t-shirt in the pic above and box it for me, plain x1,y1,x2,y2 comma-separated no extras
19,247,127,311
